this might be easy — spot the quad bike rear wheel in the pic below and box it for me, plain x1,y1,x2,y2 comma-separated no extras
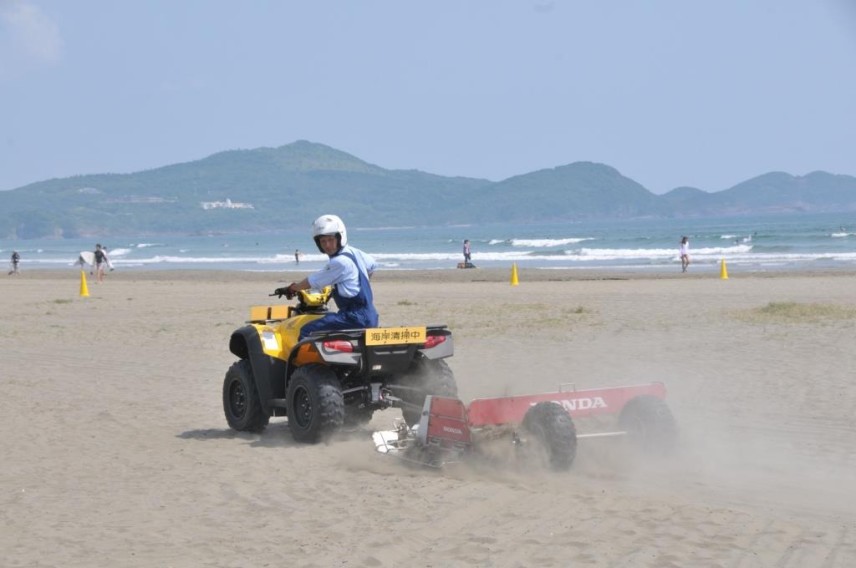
396,358,458,426
286,364,345,443
520,402,578,471
618,395,677,455
223,359,270,433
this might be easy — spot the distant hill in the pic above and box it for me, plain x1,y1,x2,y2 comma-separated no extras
660,171,856,216
473,162,669,222
2,140,855,239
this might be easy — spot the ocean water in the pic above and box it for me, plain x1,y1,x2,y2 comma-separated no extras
3,212,855,274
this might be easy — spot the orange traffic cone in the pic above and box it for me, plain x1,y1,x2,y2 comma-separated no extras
80,270,90,297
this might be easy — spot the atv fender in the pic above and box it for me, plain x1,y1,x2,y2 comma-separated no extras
229,325,286,416
418,327,454,360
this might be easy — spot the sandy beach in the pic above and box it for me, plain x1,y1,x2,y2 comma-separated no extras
2,267,855,567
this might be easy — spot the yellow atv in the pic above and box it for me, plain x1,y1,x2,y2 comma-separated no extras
223,287,457,443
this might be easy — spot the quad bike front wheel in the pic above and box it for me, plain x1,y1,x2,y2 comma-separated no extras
223,359,270,433
396,358,458,426
520,402,578,471
618,395,677,455
286,364,345,443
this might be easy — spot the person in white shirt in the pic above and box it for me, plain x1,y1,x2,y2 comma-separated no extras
679,236,690,273
282,214,379,339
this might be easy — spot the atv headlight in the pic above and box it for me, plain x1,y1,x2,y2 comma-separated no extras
261,330,279,351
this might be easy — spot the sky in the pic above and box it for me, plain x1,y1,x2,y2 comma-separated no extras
1,1,855,194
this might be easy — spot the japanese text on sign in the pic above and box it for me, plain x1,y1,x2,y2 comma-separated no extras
365,326,427,346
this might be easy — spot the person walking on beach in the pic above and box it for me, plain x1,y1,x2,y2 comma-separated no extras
9,251,20,275
463,239,472,265
294,249,300,264
93,244,110,283
279,214,378,339
679,236,690,273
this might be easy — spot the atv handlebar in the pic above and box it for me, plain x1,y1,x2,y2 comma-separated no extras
271,287,296,300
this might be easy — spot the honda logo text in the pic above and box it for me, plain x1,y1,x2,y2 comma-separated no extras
534,397,607,412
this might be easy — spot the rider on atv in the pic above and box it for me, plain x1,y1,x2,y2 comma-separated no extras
279,214,379,339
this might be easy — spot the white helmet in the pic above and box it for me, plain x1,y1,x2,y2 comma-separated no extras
312,214,347,253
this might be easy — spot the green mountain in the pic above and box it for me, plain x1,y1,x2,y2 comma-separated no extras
472,162,669,222
659,171,856,216
2,141,855,239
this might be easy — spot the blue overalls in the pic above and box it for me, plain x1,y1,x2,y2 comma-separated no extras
299,251,379,340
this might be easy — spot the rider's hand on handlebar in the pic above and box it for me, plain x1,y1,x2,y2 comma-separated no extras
273,283,299,299
285,283,298,299
273,286,294,299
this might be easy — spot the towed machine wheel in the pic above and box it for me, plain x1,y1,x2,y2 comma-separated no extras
618,395,677,455
521,402,578,471
223,359,270,433
286,364,345,443
397,358,458,426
